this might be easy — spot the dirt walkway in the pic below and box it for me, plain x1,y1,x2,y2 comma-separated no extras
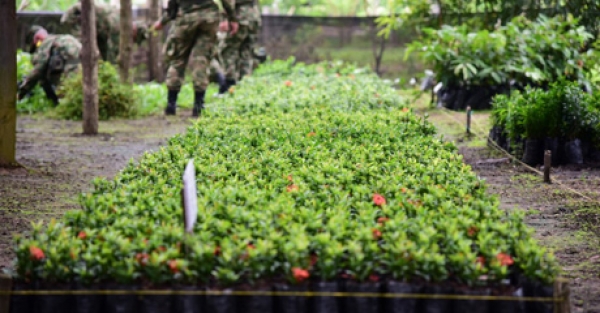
411,97,600,313
0,113,191,271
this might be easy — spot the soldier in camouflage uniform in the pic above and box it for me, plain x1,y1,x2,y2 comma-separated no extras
238,1,261,80
17,26,82,106
61,2,120,63
220,0,260,90
152,0,238,117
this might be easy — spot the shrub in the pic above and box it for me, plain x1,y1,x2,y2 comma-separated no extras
55,61,139,120
16,50,54,114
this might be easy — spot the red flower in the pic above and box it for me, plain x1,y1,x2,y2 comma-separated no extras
287,184,299,192
377,217,389,224
136,253,149,266
292,267,310,282
467,226,478,237
285,80,293,87
214,246,221,256
157,246,167,252
372,228,382,240
286,174,293,182
77,231,87,240
29,246,44,261
247,243,255,250
373,194,386,206
497,253,514,266
402,108,410,112
340,273,355,280
400,187,408,193
369,274,380,282
307,132,316,137
167,260,179,274
475,256,485,266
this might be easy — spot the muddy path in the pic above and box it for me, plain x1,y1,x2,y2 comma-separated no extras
0,113,192,271
412,97,600,313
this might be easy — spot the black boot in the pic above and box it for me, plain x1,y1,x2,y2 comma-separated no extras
165,89,179,115
192,90,206,117
217,73,227,94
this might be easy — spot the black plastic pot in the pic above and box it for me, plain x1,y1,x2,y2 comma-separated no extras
452,286,490,313
564,139,584,164
34,282,75,313
523,282,554,313
587,144,600,162
104,284,138,313
421,284,454,313
309,281,341,313
544,137,563,166
140,287,173,313
490,286,525,313
237,285,273,313
343,281,382,313
522,139,544,166
204,288,236,313
173,285,204,313
273,283,308,313
74,283,102,313
9,280,35,313
384,281,420,313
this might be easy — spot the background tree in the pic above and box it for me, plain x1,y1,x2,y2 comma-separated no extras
81,0,99,135
147,0,163,82
0,0,17,165
119,0,133,83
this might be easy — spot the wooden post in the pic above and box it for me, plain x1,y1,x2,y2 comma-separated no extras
554,279,571,313
81,0,99,135
544,150,552,183
0,274,13,313
147,0,163,82
0,0,17,166
119,0,133,83
466,106,472,134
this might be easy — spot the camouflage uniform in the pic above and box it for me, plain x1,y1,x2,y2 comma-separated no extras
18,34,82,105
161,0,237,116
221,0,260,84
239,2,261,79
61,2,120,63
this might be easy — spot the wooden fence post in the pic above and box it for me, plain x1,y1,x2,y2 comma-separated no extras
0,0,17,166
544,150,552,184
466,106,472,134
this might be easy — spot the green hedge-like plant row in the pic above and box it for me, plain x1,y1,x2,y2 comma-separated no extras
12,61,559,288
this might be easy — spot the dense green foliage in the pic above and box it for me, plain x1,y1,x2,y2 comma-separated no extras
13,61,558,287
17,50,54,114
492,79,600,143
405,15,592,87
55,62,139,120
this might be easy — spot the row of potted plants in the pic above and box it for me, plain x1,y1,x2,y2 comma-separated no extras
9,61,559,313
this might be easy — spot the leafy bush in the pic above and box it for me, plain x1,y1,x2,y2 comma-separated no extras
55,61,139,120
13,61,559,288
406,15,593,87
16,50,54,114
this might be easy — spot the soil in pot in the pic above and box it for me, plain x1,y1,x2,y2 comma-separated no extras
74,282,103,313
236,283,273,313
204,287,236,313
273,283,308,313
342,280,382,313
9,280,36,313
173,285,205,313
384,281,420,313
34,281,75,313
522,139,544,166
104,283,138,313
452,285,490,313
564,139,584,165
421,284,454,313
309,281,341,313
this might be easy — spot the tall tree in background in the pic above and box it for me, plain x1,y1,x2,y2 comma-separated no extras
119,0,133,83
0,0,17,165
81,0,99,135
147,0,163,82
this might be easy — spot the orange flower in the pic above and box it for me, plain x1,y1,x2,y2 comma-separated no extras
228,87,235,94
373,193,386,206
307,131,316,137
214,246,221,256
310,85,316,90
497,253,514,266
157,246,167,252
475,256,485,266
467,226,478,237
402,107,410,112
29,246,45,261
292,267,310,282
377,217,389,224
286,174,293,182
400,187,408,193
77,231,87,240
287,184,299,192
284,80,293,87
136,253,149,266
372,228,382,240
167,260,180,274
247,243,256,250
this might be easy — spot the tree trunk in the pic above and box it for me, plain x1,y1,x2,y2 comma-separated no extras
371,23,387,76
147,0,163,82
119,0,133,83
81,0,99,135
0,0,17,166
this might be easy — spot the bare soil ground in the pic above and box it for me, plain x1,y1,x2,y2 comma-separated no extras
0,113,192,271
411,95,600,313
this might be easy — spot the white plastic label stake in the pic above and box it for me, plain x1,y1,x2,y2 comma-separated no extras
182,159,198,234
